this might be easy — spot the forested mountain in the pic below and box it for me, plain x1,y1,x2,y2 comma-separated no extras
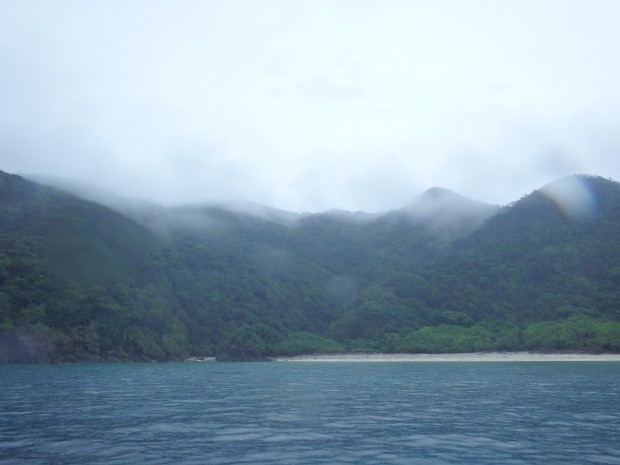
1,169,619,363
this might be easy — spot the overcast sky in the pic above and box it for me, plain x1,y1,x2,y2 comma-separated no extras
1,0,619,212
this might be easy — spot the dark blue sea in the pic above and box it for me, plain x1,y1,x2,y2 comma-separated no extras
1,362,619,464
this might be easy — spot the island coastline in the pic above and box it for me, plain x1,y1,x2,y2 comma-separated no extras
271,352,620,362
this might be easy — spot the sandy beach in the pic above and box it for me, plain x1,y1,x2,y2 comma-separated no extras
273,352,620,362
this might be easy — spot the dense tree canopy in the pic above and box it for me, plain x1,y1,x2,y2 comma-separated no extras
1,170,619,362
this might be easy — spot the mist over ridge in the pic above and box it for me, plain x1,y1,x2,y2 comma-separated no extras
22,172,611,245
28,171,504,214
2,168,620,362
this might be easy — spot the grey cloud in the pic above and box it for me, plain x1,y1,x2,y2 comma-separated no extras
2,1,620,213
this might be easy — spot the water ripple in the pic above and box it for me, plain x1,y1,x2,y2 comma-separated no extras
1,362,619,464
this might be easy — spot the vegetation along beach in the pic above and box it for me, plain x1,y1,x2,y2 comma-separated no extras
2,171,620,363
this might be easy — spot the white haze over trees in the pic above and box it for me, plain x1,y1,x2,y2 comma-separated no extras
1,0,620,212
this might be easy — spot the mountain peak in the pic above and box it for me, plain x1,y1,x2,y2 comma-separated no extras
420,187,460,199
406,187,496,213
393,186,501,239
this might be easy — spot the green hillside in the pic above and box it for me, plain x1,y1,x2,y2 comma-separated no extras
333,176,620,353
0,170,186,362
1,170,619,362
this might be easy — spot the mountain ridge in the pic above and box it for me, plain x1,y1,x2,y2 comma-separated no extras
25,171,497,219
1,170,619,362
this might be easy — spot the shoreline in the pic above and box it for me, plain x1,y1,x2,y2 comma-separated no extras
271,352,620,362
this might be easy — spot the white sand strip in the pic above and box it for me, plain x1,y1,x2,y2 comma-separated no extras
272,352,620,362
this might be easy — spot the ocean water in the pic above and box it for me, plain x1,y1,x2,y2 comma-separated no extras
1,362,619,464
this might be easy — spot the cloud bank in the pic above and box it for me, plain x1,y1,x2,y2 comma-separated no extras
1,0,620,212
